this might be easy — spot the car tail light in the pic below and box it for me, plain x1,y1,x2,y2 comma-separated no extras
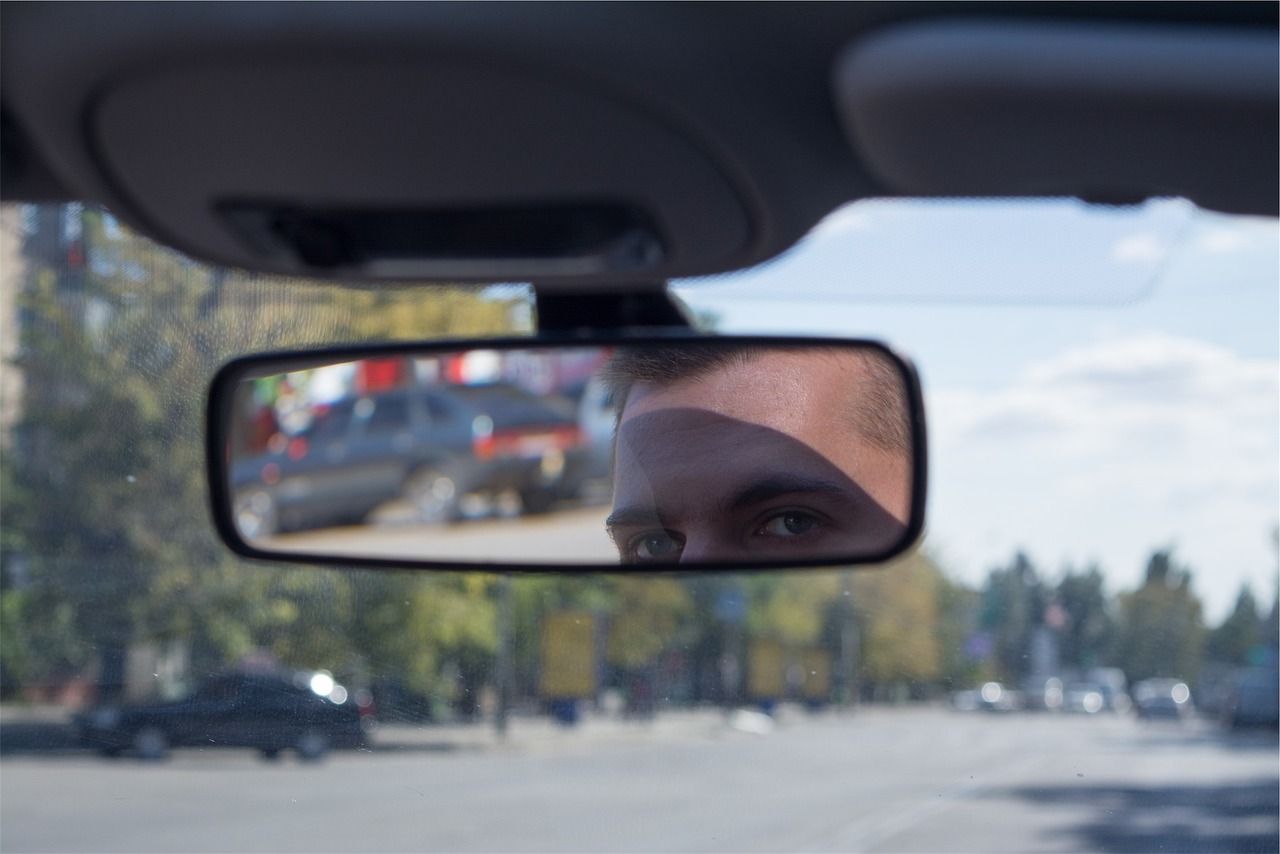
471,414,496,458
555,425,583,448
482,425,583,457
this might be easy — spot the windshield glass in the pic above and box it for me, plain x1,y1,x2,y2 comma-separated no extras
1,201,1277,853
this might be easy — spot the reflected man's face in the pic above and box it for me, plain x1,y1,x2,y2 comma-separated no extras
607,351,911,565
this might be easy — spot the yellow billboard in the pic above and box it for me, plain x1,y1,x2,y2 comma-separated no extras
539,611,597,699
747,639,785,699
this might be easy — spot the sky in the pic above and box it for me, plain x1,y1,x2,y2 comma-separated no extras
674,200,1280,623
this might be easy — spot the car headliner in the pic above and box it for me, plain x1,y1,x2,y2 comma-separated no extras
1,2,1276,288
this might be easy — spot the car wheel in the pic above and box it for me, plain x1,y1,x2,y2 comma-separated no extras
295,729,330,761
403,467,458,524
132,726,169,760
234,489,278,539
519,488,557,515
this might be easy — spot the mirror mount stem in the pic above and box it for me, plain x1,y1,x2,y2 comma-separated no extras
533,284,693,334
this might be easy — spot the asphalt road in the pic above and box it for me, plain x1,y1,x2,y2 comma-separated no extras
260,505,618,564
2,708,1276,853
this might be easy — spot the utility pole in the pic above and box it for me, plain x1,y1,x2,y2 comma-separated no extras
839,568,859,709
494,573,514,738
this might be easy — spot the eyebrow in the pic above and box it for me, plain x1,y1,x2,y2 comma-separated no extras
605,473,863,538
605,507,664,539
725,474,862,513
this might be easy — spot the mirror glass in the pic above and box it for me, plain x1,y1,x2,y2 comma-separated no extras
216,340,921,567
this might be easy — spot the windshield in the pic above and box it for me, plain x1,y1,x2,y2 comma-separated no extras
1,201,1276,853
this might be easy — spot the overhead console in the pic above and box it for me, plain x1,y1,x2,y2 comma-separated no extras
834,20,1279,217
3,4,1276,286
91,59,752,284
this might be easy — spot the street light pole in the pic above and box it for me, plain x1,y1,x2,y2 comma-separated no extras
495,573,513,738
839,568,859,709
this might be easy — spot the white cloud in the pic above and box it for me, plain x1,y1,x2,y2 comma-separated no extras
1109,232,1170,264
1187,216,1277,256
1194,227,1252,255
935,334,1276,447
926,334,1279,620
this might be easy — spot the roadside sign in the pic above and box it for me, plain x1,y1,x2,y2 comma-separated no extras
747,639,785,700
539,611,597,699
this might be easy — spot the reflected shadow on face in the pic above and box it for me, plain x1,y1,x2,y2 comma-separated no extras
608,407,908,566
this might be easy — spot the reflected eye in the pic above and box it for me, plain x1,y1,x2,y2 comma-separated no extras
756,511,820,538
625,530,685,563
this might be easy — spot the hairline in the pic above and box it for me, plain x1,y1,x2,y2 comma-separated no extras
603,345,910,454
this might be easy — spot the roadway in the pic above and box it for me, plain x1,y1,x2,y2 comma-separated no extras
3,707,1277,852
260,504,618,564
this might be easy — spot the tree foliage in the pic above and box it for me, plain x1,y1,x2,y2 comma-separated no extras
1113,549,1205,683
1206,585,1261,667
1055,564,1115,672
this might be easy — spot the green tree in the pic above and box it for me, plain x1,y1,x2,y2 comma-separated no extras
1113,549,1206,683
3,205,525,699
852,552,945,691
604,576,694,670
1206,585,1261,667
935,575,983,690
1055,564,1115,672
979,551,1046,684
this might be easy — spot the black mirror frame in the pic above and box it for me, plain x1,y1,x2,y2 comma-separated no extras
206,332,928,573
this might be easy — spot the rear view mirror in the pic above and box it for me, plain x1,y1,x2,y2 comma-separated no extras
207,335,926,570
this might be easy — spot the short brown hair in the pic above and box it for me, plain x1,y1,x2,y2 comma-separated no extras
601,344,911,453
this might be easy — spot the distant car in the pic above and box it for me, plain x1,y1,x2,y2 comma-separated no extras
1132,678,1194,721
951,682,1022,713
1062,682,1106,714
1020,677,1065,712
369,678,436,724
75,671,365,760
1222,668,1280,730
232,382,583,536
1087,668,1131,713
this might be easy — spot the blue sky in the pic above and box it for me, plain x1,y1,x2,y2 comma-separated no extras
675,200,1279,622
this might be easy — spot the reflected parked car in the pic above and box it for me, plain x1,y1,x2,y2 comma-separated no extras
74,670,365,760
557,376,617,505
232,382,583,536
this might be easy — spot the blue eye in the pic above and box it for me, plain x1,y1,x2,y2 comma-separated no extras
627,531,684,562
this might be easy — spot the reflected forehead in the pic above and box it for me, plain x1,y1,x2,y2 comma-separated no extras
612,408,870,523
615,408,792,471
619,350,863,436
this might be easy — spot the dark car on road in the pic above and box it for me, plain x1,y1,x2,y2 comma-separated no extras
232,382,583,537
1133,678,1194,722
75,671,365,760
1223,668,1280,730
